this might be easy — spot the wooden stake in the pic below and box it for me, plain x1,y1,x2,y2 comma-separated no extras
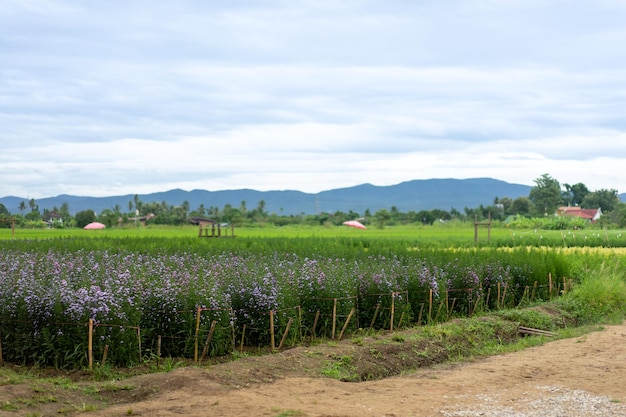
390,293,395,331
270,310,276,350
517,286,530,307
156,335,161,367
428,289,433,322
137,327,141,363
370,303,381,328
435,300,444,321
278,318,293,350
0,331,3,367
200,320,218,362
338,308,355,340
497,282,501,309
501,283,508,308
194,306,202,362
240,324,246,352
297,306,303,342
549,273,553,299
448,298,457,320
88,319,93,371
331,299,337,339
101,345,109,366
532,281,538,301
472,294,482,316
312,310,320,339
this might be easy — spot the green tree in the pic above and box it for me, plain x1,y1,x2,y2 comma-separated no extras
510,196,531,215
373,209,391,229
75,210,96,228
562,183,590,207
529,173,563,216
18,200,26,215
581,189,620,212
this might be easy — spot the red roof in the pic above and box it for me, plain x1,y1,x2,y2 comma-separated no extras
557,207,600,220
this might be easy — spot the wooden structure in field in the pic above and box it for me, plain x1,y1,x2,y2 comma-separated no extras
474,212,491,244
189,217,235,238
0,217,16,238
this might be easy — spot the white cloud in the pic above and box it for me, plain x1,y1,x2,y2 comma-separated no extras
1,1,625,198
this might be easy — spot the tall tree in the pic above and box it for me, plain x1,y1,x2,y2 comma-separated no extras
562,183,590,206
529,174,563,216
581,189,620,212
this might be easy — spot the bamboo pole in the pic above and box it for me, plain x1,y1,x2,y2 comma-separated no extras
501,284,508,309
278,318,293,350
435,300,444,321
101,345,109,366
331,299,337,339
532,281,538,301
497,282,501,309
338,308,355,340
370,303,381,328
240,324,246,352
297,306,303,342
194,306,202,362
88,319,93,371
448,298,457,320
517,286,530,307
270,310,275,350
549,273,553,299
390,293,395,331
312,310,320,339
156,335,161,367
472,294,482,316
200,320,218,361
428,289,433,323
137,327,142,363
398,311,405,328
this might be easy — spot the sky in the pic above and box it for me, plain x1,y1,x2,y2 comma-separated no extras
1,0,626,199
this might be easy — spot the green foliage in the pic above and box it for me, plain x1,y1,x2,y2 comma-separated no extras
581,188,620,212
75,210,96,228
557,264,626,324
529,173,563,217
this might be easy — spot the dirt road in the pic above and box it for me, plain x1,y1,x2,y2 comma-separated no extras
87,323,626,417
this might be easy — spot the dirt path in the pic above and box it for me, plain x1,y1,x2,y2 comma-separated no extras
87,323,626,417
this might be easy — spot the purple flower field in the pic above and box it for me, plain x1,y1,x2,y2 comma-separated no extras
0,246,565,368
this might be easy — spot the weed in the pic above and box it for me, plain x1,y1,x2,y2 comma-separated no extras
320,355,358,381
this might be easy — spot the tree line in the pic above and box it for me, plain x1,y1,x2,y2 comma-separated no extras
2,174,624,229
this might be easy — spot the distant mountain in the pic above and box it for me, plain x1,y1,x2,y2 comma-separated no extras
1,178,537,216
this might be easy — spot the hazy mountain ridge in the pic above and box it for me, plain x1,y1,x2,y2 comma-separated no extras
2,178,623,216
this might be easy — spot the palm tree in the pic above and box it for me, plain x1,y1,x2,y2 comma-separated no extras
18,201,26,215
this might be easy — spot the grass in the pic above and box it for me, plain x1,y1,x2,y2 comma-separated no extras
4,222,626,248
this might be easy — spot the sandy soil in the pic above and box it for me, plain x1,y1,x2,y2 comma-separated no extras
84,323,626,417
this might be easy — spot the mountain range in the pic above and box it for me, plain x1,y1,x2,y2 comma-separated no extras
1,178,540,216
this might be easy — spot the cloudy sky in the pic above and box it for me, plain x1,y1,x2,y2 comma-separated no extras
1,1,625,199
